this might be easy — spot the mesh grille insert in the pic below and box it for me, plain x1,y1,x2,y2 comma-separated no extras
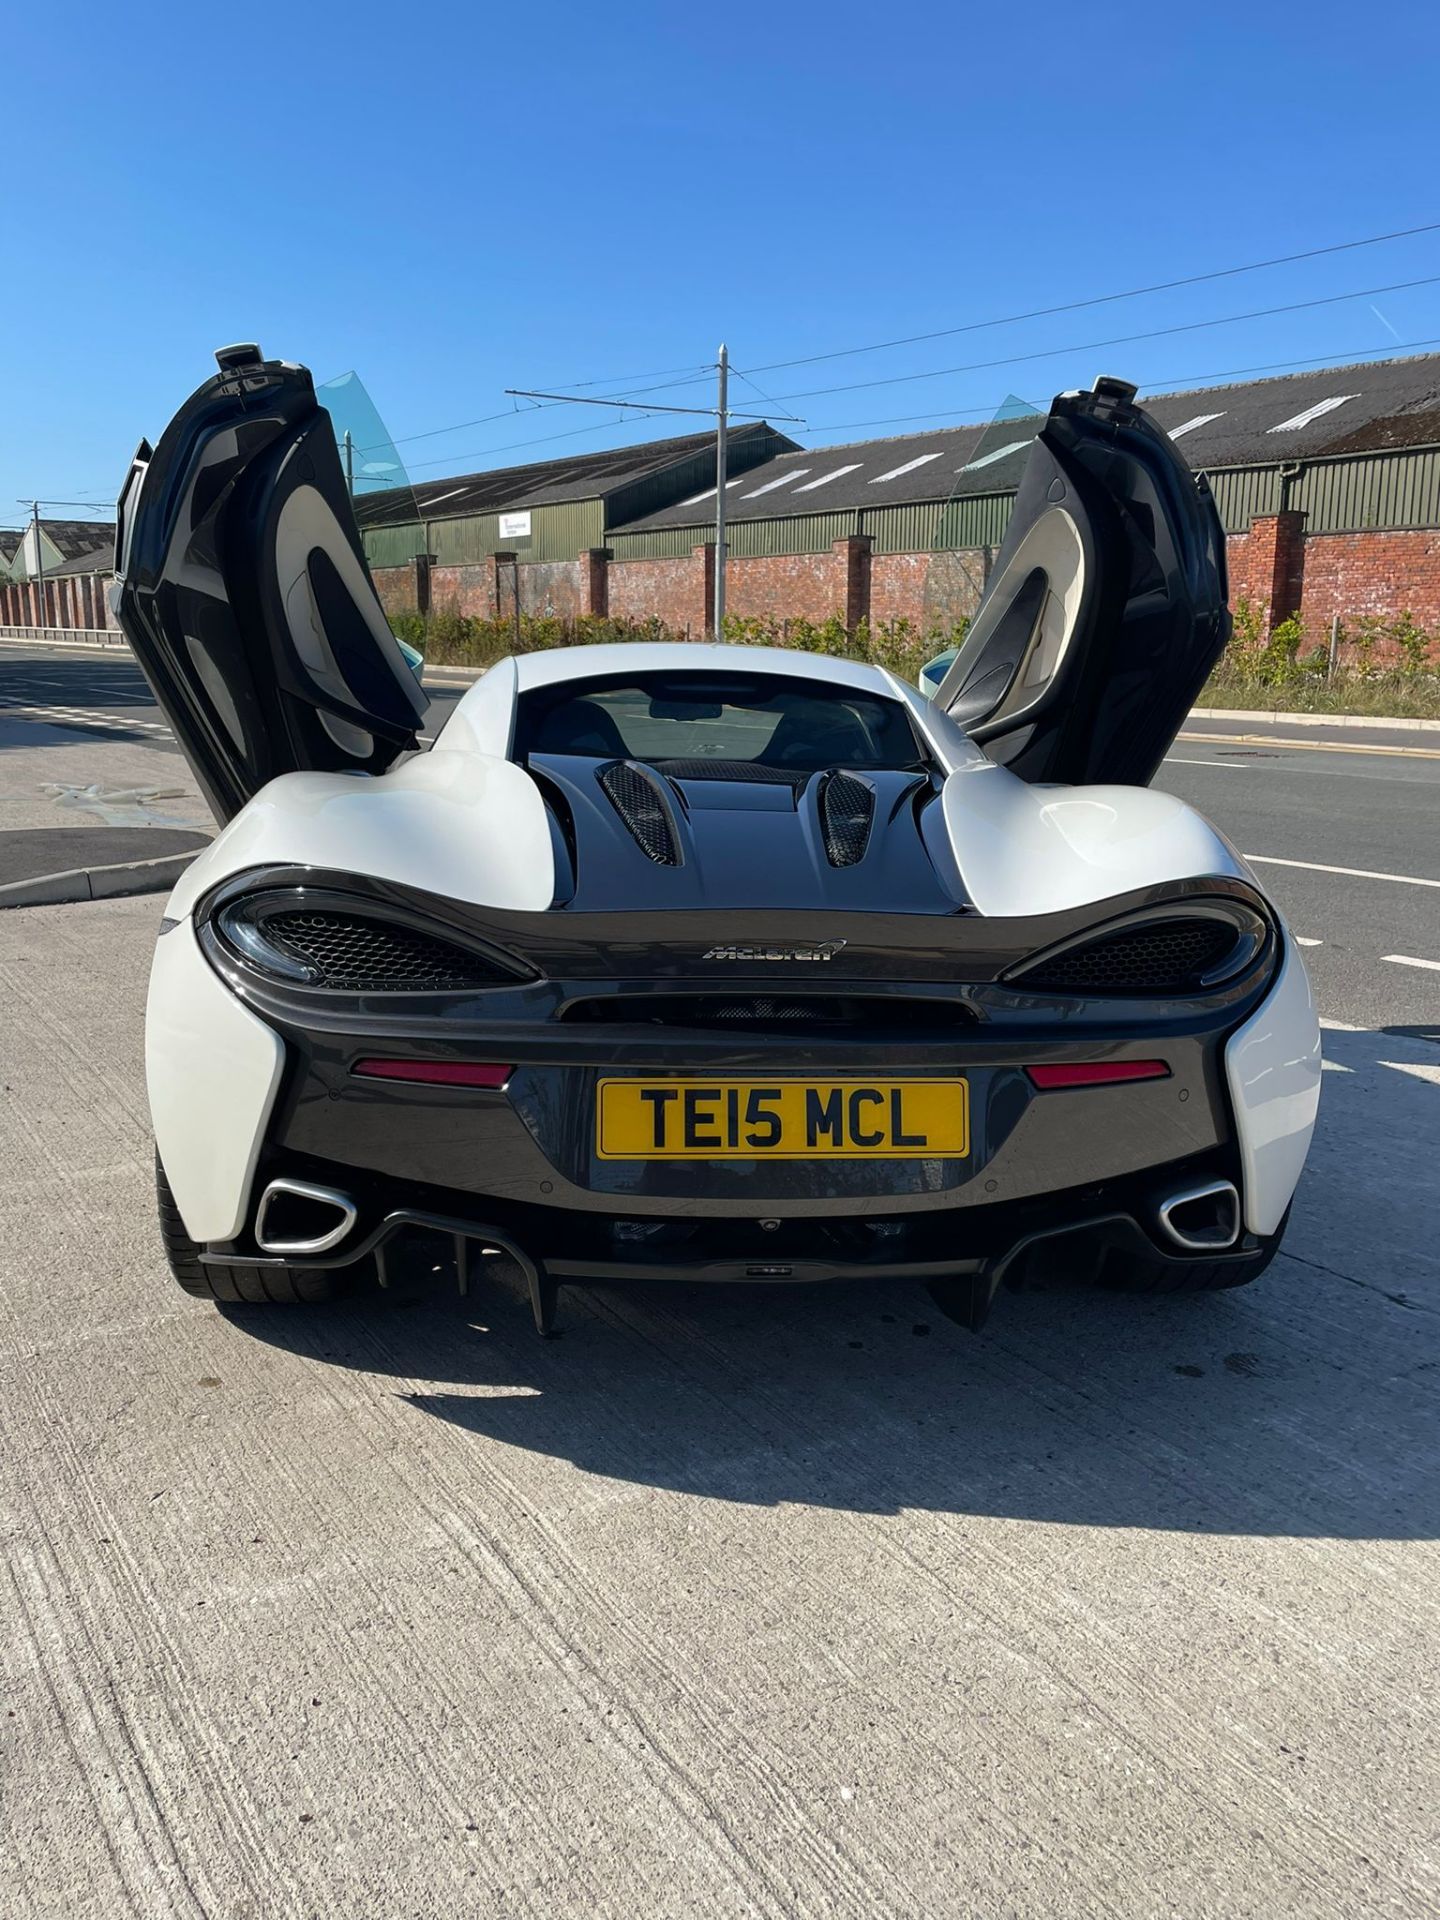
1018,918,1242,995
262,911,510,992
598,762,679,865
820,771,875,866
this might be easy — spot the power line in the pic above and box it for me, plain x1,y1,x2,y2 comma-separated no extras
742,217,1440,375
754,272,1440,405
363,366,731,457
401,409,678,474
782,334,1440,440
365,224,1440,467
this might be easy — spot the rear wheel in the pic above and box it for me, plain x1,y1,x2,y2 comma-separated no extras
155,1157,350,1305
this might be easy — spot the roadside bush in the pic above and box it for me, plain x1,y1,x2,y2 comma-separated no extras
1203,600,1440,718
393,606,970,682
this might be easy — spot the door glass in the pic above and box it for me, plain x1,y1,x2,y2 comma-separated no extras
921,394,1044,693
317,370,421,552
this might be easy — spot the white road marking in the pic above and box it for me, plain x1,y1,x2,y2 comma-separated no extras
1165,755,1248,768
1245,853,1440,890
1381,953,1440,972
1295,937,1323,947
1,702,172,736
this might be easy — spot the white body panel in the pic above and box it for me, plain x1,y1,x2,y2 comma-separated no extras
1224,935,1322,1234
164,749,555,923
147,920,284,1241
938,765,1248,918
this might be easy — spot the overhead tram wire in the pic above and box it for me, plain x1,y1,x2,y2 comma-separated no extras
782,333,1440,440
369,220,1440,464
741,217,1440,375
391,326,1440,474
749,272,1440,406
359,364,729,457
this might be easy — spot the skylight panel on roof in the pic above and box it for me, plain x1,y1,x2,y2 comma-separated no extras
1267,394,1358,433
793,464,863,493
868,452,942,484
420,487,467,508
742,470,811,498
957,439,1033,473
1166,412,1226,439
679,477,743,506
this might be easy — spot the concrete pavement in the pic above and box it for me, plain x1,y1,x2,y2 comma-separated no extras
1,644,1438,1917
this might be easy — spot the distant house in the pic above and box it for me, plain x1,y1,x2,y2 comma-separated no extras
6,518,117,582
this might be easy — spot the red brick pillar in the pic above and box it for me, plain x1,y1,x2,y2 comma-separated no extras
1237,511,1307,629
833,534,872,632
578,548,610,619
694,543,717,636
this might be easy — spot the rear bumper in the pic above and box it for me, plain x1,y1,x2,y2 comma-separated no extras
149,910,1317,1266
198,1158,1274,1333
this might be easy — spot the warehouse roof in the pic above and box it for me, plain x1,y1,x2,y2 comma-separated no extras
355,420,794,527
617,352,1440,533
48,540,116,576
39,518,118,561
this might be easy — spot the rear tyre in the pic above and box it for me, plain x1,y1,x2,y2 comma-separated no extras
1100,1209,1290,1295
155,1157,350,1305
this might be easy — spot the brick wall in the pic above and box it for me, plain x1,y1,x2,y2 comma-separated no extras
608,546,714,635
1299,530,1440,635
14,516,1440,661
0,572,118,629
870,548,990,629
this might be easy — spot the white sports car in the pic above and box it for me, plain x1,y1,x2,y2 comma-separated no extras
115,348,1320,1334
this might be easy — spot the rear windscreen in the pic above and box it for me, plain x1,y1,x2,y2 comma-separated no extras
521,672,922,773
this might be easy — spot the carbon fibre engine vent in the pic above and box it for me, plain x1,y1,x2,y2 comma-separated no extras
819,770,875,867
1017,918,1244,996
260,911,514,992
597,761,680,865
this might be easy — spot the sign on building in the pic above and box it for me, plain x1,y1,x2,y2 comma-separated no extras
498,510,532,540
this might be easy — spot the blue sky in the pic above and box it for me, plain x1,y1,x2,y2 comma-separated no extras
5,0,1440,523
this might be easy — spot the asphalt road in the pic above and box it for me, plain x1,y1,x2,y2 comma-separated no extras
3,641,1439,1917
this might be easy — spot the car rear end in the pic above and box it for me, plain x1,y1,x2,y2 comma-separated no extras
150,858,1309,1331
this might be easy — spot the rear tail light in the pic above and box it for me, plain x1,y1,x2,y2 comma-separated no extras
352,1059,513,1088
1008,904,1271,997
1026,1061,1170,1090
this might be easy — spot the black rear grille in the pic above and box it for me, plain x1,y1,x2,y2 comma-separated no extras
262,911,512,992
1016,917,1245,995
561,993,972,1031
598,761,680,865
819,770,875,866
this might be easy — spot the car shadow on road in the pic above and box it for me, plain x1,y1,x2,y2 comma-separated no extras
225,1022,1439,1539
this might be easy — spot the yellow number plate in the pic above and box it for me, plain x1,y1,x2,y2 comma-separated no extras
596,1078,969,1160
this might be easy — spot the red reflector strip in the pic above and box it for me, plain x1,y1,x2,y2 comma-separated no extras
1026,1060,1170,1090
352,1059,513,1088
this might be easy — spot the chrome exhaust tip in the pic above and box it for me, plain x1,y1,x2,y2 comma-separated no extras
1157,1179,1241,1253
255,1179,358,1256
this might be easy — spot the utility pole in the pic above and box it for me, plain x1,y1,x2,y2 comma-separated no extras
504,360,802,641
30,501,45,628
713,345,729,637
